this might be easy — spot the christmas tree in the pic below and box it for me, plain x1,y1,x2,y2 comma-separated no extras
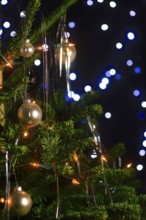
0,0,146,219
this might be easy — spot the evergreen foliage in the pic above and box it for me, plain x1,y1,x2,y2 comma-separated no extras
0,1,145,219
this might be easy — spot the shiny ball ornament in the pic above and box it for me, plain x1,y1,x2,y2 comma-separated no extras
17,99,42,128
9,186,32,216
20,39,35,57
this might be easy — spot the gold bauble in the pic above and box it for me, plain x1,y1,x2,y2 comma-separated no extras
9,186,32,216
17,99,42,128
20,39,34,58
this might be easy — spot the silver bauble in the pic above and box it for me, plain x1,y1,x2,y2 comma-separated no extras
17,99,42,128
9,186,32,216
20,39,34,58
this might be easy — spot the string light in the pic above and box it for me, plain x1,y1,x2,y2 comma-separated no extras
72,178,80,185
126,163,132,168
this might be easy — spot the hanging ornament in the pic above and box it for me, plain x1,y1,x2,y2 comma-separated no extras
17,99,42,128
20,39,35,58
9,186,32,216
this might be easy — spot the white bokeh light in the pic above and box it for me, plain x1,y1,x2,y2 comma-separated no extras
116,42,123,49
127,32,135,40
129,10,136,17
105,112,112,119
109,68,116,75
84,85,92,92
3,21,10,28
20,11,26,18
136,164,143,171
10,31,17,37
73,93,80,101
68,21,76,28
99,82,107,90
97,0,104,3
102,77,109,85
139,149,146,157
109,1,116,8
141,101,146,108
34,59,41,66
142,140,146,147
126,59,133,66
144,131,146,137
69,72,76,81
1,0,8,5
87,0,93,6
101,24,109,31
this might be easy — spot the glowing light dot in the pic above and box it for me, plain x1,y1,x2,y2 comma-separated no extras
34,59,41,66
105,112,112,119
10,31,17,37
69,72,76,80
102,77,109,84
84,85,92,92
99,82,107,90
142,140,146,147
126,59,133,66
133,89,140,97
141,101,146,108
136,164,143,171
139,149,145,156
87,0,93,6
20,11,26,18
109,68,116,75
105,71,111,77
116,42,123,49
101,24,109,31
1,0,8,5
134,66,141,74
73,93,80,101
97,0,104,2
144,131,146,137
127,32,135,40
3,21,10,28
129,10,136,17
68,21,75,28
109,1,116,8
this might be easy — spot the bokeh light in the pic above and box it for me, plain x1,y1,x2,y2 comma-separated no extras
34,59,41,66
68,21,76,28
101,24,109,31
134,66,141,74
87,0,93,6
139,149,146,157
141,101,146,108
126,59,133,66
133,89,140,97
136,164,143,171
116,42,123,49
109,1,116,8
70,72,77,80
127,31,135,40
142,140,146,147
129,10,136,17
84,85,92,92
105,112,112,119
3,21,10,28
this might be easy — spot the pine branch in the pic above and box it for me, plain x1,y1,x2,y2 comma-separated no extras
30,0,78,44
4,0,41,58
